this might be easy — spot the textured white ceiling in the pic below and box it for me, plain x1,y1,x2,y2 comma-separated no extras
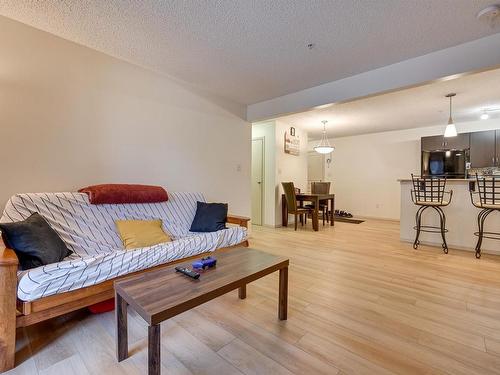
278,68,500,139
1,1,499,105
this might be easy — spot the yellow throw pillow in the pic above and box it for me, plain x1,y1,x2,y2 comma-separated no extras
115,220,171,250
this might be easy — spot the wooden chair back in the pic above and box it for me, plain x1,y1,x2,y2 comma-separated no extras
311,182,331,195
282,182,298,212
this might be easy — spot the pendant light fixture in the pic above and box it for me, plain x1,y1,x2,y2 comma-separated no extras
314,120,335,154
444,93,457,138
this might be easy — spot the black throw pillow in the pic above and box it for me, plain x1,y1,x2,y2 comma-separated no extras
0,213,72,270
190,202,228,232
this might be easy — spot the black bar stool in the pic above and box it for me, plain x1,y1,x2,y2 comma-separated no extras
469,174,500,259
411,174,453,253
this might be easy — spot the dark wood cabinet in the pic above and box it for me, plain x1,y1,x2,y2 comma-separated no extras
421,135,446,151
470,130,496,168
421,133,470,151
421,130,500,169
496,130,500,166
446,133,470,150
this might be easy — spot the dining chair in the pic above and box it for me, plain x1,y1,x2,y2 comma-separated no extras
282,182,313,230
307,182,331,225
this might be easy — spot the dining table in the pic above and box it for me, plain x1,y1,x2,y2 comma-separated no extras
281,193,335,231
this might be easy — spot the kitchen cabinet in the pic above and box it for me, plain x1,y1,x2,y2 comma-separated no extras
496,130,500,166
421,133,470,151
470,130,496,168
421,135,445,151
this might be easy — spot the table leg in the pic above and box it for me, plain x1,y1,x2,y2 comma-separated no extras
238,285,247,299
116,293,128,362
312,197,319,231
282,195,288,227
148,324,161,375
279,267,288,320
330,197,335,226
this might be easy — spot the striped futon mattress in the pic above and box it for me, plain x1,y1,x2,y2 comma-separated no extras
0,191,247,301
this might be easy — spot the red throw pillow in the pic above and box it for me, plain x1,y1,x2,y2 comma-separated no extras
79,184,168,204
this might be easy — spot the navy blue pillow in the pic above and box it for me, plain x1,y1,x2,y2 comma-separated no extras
0,213,72,270
190,202,228,232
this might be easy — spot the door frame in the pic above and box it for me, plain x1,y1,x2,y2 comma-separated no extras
251,137,265,226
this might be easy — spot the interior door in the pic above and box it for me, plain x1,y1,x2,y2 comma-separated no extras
308,152,324,184
251,138,264,226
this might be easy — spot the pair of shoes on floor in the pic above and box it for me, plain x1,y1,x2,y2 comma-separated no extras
334,210,353,218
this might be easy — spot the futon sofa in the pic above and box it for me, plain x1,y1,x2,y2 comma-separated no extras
0,191,249,372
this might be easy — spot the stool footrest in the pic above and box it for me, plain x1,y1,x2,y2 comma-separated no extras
413,225,449,234
473,231,500,241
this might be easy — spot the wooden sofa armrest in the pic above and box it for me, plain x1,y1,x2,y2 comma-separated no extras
227,214,250,228
0,239,19,267
0,238,18,371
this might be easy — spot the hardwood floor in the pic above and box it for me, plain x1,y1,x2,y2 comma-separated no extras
8,219,500,374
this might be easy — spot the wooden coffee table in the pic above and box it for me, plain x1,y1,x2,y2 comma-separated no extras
114,247,289,375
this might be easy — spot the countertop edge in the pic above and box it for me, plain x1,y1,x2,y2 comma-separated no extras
398,178,475,182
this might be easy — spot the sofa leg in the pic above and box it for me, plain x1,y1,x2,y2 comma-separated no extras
0,255,17,372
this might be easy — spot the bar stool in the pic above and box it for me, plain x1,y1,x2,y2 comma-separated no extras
411,174,453,253
469,174,500,259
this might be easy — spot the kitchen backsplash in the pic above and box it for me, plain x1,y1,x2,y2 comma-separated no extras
468,167,500,176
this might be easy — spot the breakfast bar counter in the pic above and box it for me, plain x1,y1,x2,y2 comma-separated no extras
400,179,500,255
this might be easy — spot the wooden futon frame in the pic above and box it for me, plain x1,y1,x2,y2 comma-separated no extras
0,215,250,372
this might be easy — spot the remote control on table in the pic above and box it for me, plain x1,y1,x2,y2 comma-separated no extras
175,266,200,279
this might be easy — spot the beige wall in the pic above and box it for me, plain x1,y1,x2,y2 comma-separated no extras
251,120,308,226
308,119,500,220
0,16,251,215
274,120,308,225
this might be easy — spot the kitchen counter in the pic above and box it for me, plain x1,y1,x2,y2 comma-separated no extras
397,178,475,182
400,179,500,255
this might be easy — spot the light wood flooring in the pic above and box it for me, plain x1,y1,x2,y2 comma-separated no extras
8,219,500,375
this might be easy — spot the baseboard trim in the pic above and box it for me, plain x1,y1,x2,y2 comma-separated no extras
357,215,400,223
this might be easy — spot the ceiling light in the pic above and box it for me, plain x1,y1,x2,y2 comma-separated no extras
444,93,457,138
314,120,335,154
477,5,500,25
314,103,333,110
481,111,490,120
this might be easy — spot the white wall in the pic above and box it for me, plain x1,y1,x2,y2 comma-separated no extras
308,119,500,220
0,16,251,215
251,120,308,226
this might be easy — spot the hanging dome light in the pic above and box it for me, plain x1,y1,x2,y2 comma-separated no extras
443,93,457,138
314,120,335,154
